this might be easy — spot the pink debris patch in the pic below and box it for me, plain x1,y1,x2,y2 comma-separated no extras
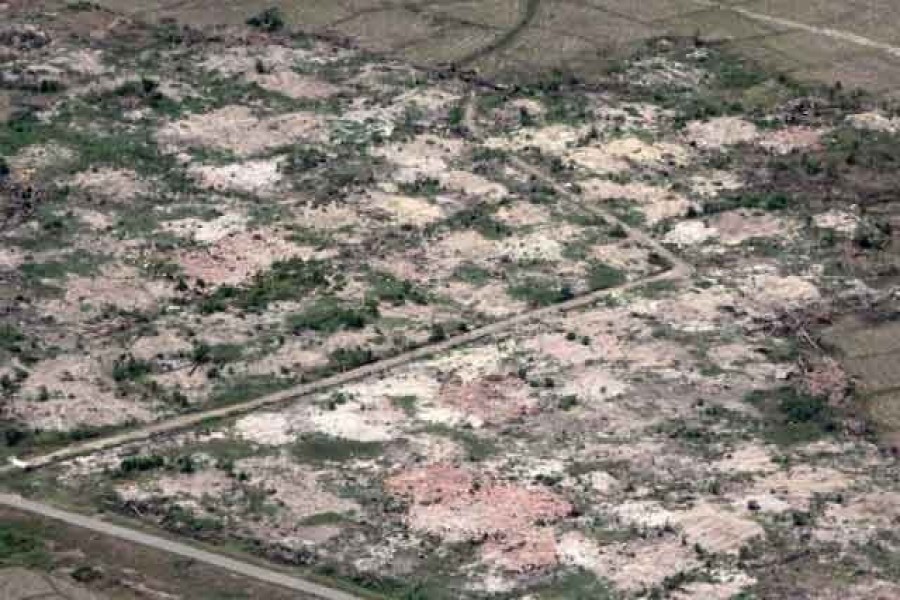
802,358,850,405
757,126,824,155
386,465,573,574
178,230,318,286
438,375,538,426
481,528,559,574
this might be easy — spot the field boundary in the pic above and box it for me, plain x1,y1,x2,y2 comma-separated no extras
0,493,364,600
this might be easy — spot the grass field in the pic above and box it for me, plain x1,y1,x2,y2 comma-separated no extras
86,0,900,91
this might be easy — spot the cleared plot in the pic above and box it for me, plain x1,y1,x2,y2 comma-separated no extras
427,0,523,29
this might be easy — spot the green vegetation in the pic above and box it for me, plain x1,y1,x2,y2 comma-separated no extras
20,250,103,280
246,7,285,32
527,569,616,599
745,386,838,446
586,262,626,291
703,191,792,214
112,354,153,382
366,272,428,306
292,433,383,464
118,454,165,475
421,424,496,461
0,523,49,568
508,278,574,307
200,258,336,313
435,205,511,240
286,297,377,334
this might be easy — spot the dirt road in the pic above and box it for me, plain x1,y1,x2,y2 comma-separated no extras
0,493,363,600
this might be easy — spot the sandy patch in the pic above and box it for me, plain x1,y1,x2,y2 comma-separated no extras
497,228,570,262
248,70,342,100
46,265,173,316
437,169,508,200
437,375,538,427
580,178,694,224
309,394,407,442
685,117,759,149
814,209,859,234
189,158,283,195
664,220,717,246
815,491,900,543
562,366,629,403
674,502,765,554
10,144,75,175
70,168,147,203
733,466,853,513
386,464,572,573
494,202,551,227
130,330,192,361
162,211,248,244
362,190,444,226
670,571,755,599
712,444,778,475
177,229,317,286
525,333,607,366
233,412,294,446
8,356,154,430
757,126,824,154
485,124,587,155
374,134,464,180
558,531,700,591
739,273,820,314
442,281,527,318
689,171,744,198
711,209,795,245
157,106,326,158
847,111,900,133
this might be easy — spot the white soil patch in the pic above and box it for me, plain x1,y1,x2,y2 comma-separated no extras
8,356,155,431
494,202,552,227
157,105,326,158
671,570,755,599
70,168,148,203
442,281,528,318
497,227,571,262
685,117,759,149
485,124,587,155
189,158,283,195
130,329,192,361
689,171,744,198
815,491,900,544
580,179,694,224
558,532,700,592
373,134,464,180
847,111,900,133
712,444,778,475
233,413,294,446
673,501,765,554
10,144,75,174
738,273,820,315
247,70,342,100
711,209,796,245
437,170,508,200
361,190,444,226
177,229,319,286
757,126,824,154
162,211,248,244
664,220,717,246
46,266,174,318
733,466,854,513
814,209,859,234
562,366,629,403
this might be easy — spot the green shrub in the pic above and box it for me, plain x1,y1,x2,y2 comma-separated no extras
119,454,165,474
0,524,48,567
200,258,334,312
508,279,574,307
586,262,625,291
286,297,376,334
246,7,285,32
292,433,383,464
112,354,152,382
366,272,428,306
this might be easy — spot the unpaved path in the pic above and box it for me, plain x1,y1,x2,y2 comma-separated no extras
1,95,690,474
692,0,900,59
0,493,362,600
455,0,541,66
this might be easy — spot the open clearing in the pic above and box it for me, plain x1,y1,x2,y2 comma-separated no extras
2,1,900,599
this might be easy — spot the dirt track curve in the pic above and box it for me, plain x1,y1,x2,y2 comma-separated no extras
0,493,362,600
